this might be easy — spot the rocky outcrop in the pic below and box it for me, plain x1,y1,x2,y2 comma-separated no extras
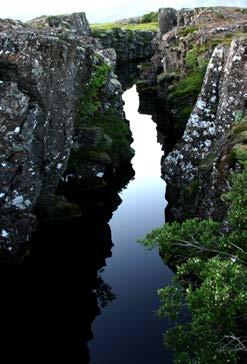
137,7,247,220
92,28,156,63
163,40,246,184
163,39,246,220
0,12,132,258
159,8,177,35
28,12,91,36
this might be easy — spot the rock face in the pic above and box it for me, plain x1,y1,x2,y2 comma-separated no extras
159,8,177,35
163,40,246,184
137,7,247,220
0,12,131,258
28,12,91,36
163,39,246,220
92,28,156,63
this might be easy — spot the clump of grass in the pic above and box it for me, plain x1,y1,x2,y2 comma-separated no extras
178,26,198,37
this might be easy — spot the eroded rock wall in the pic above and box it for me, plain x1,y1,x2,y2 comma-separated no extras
163,39,246,220
137,7,247,221
92,28,156,63
0,13,131,258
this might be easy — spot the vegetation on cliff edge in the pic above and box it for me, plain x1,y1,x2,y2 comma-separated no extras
90,21,158,33
71,59,133,170
140,119,247,363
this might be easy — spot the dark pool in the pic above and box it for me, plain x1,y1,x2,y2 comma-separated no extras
88,86,174,363
0,86,173,364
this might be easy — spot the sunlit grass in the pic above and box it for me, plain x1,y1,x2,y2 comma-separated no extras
90,21,158,32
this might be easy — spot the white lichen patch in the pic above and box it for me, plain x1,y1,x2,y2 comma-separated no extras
1,229,9,238
96,172,104,178
11,195,25,209
196,99,207,110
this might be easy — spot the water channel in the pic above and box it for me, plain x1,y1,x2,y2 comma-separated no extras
0,85,174,364
89,85,174,363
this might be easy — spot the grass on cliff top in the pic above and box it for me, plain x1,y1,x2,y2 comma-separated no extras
90,21,158,32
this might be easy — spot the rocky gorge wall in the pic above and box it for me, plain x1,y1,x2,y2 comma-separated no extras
0,12,134,260
92,27,156,64
137,6,247,221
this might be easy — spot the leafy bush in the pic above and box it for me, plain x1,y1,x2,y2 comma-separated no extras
161,257,247,364
140,138,247,362
141,218,221,265
141,12,158,23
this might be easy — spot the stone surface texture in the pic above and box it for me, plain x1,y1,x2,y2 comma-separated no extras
0,12,132,256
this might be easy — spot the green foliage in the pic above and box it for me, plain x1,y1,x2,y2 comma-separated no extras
141,139,247,362
234,110,245,123
70,109,133,170
179,26,198,37
79,62,111,123
141,12,158,23
223,150,247,240
74,59,133,170
168,71,204,104
84,110,133,166
167,65,207,127
161,257,247,364
167,42,208,128
141,219,221,265
185,48,198,70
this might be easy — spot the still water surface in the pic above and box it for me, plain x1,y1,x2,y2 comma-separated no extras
89,86,174,363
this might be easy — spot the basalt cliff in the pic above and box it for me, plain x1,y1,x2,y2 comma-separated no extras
0,12,155,260
0,7,246,260
137,6,246,222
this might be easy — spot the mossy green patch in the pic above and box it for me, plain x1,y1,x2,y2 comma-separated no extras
78,62,111,125
167,65,207,128
84,110,133,166
157,72,179,85
178,26,198,37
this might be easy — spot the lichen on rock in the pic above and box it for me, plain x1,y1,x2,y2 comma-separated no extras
0,12,134,258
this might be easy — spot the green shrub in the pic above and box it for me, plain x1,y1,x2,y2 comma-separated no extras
161,257,247,364
141,11,158,23
141,218,222,264
140,135,247,362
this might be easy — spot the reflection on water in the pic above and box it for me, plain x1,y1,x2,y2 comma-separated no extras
0,216,114,362
0,85,173,364
0,164,133,362
89,86,174,364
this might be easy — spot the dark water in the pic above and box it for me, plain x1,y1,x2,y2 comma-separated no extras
89,86,174,364
0,85,173,363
